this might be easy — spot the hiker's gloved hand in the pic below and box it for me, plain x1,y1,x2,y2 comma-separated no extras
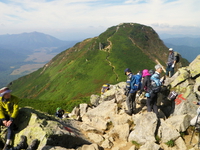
171,64,175,68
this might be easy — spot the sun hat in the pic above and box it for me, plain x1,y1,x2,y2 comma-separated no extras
142,69,151,77
169,48,173,51
0,87,12,97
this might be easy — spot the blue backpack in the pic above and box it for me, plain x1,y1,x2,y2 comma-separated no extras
150,73,161,93
130,74,142,91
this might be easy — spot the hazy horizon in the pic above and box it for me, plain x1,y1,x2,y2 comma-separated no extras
1,0,200,41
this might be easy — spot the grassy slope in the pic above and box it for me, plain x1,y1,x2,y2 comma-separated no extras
9,23,188,114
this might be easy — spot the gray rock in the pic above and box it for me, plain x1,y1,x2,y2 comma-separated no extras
101,139,113,149
11,107,90,150
188,55,200,77
174,137,187,150
159,119,180,143
81,143,101,150
165,115,191,132
170,68,190,88
87,133,104,144
90,94,100,106
82,100,118,131
79,103,88,117
128,112,158,144
108,123,130,141
139,141,160,150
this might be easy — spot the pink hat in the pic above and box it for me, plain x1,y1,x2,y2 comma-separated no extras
142,69,151,77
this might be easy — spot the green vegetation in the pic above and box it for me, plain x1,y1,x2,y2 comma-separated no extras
8,23,189,114
155,135,161,143
165,139,175,147
180,132,186,138
19,96,90,115
131,140,141,149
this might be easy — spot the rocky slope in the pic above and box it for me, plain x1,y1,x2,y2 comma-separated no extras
2,55,199,150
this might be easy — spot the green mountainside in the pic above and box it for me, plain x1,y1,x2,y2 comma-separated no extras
8,23,189,114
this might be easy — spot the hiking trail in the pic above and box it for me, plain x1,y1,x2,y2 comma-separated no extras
101,26,120,81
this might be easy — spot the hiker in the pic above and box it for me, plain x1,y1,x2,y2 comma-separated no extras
55,107,65,118
124,68,141,115
190,85,200,126
196,85,200,101
0,87,19,146
1,135,39,150
101,84,110,94
166,48,177,77
139,69,151,96
147,65,164,117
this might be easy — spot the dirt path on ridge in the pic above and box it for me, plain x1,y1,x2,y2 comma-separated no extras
102,27,119,81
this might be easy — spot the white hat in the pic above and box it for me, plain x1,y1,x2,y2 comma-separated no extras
169,48,173,51
0,87,12,97
155,64,162,70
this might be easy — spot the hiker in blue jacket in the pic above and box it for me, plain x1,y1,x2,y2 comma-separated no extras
147,65,164,117
124,68,141,115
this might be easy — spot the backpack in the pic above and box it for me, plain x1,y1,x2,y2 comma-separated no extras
168,91,178,101
130,74,142,91
150,73,161,93
174,51,180,63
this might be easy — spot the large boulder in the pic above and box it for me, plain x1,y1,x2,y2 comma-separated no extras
170,67,190,88
7,107,90,149
159,119,180,143
128,112,158,144
188,55,200,78
82,100,118,131
165,115,191,132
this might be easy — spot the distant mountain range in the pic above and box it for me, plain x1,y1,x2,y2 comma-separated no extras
0,32,78,86
161,37,200,62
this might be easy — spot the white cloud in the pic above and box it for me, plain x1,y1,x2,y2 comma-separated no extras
0,0,200,40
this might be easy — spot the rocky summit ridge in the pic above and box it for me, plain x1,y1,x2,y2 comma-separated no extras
1,55,200,150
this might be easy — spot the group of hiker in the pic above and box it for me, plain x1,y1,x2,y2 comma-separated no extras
124,64,165,117
123,47,180,116
101,48,178,117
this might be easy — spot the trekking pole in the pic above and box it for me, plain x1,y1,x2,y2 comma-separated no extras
198,130,200,149
2,144,8,150
190,113,200,145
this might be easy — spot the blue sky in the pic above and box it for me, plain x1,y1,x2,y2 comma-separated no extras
0,0,200,40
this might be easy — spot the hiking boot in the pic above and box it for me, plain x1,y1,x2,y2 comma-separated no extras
27,139,39,150
17,135,28,149
125,110,132,116
195,127,200,133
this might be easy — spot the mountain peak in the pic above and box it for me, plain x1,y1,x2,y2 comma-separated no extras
9,23,189,112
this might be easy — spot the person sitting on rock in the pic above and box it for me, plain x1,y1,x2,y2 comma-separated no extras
1,135,39,150
190,85,200,127
0,87,19,146
101,84,110,94
55,107,65,118
196,85,200,101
